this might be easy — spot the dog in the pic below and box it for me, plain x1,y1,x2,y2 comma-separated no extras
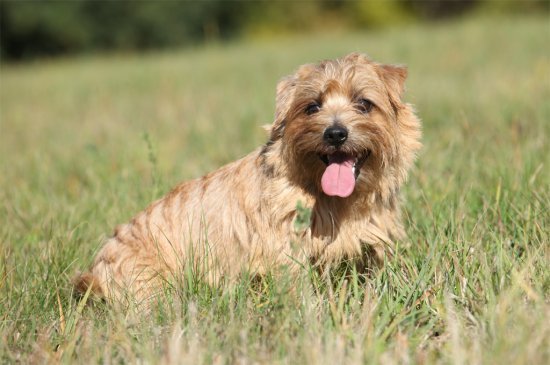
74,53,421,302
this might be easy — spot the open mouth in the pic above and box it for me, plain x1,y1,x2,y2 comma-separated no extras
318,151,369,198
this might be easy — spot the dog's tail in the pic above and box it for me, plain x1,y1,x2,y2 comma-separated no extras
72,271,104,298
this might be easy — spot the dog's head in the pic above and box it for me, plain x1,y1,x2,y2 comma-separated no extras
268,53,421,200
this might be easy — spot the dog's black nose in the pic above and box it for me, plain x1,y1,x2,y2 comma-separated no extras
323,126,348,146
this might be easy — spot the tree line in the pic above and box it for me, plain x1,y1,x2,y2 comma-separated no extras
1,0,546,61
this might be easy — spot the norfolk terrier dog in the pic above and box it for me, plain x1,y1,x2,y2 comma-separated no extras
75,53,421,302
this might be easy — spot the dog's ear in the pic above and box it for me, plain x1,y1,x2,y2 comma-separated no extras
271,75,296,141
271,64,316,141
378,64,408,107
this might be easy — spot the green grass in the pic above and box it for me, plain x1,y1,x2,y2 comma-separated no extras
1,15,549,364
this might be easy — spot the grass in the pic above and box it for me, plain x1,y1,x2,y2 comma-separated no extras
1,14,549,364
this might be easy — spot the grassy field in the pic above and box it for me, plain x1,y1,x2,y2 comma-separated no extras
1,15,549,364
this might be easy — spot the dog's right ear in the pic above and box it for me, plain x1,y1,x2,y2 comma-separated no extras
270,75,296,141
271,64,316,141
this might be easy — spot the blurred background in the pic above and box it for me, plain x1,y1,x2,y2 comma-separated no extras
1,0,548,61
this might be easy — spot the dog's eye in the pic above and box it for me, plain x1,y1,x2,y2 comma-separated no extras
357,99,374,114
305,102,321,115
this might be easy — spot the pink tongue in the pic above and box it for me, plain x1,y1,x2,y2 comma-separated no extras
321,156,356,197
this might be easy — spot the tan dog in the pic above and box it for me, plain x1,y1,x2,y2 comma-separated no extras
75,53,421,302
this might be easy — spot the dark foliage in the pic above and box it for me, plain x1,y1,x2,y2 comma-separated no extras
1,0,547,61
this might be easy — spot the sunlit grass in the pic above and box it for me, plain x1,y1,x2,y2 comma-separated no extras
1,15,548,364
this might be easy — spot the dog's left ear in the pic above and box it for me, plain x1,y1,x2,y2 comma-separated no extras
378,64,408,107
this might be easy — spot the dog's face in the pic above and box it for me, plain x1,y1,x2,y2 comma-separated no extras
270,53,420,199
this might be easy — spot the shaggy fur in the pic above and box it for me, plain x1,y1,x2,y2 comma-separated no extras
74,53,421,302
